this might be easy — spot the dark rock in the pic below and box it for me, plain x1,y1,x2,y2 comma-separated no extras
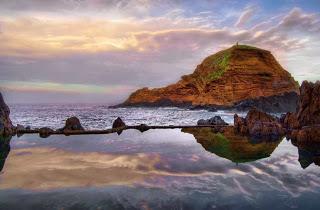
112,117,126,129
296,81,320,127
284,81,320,144
197,116,228,126
0,135,11,172
112,117,126,135
0,92,14,135
233,92,298,113
234,108,285,139
136,124,150,133
59,116,84,131
39,127,54,138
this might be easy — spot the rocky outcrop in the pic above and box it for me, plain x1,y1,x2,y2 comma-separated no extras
59,116,84,131
234,108,285,139
115,45,299,112
112,117,126,135
0,93,14,136
112,117,126,129
197,116,228,126
39,127,54,138
284,81,320,144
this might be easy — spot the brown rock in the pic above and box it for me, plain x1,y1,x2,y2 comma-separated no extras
234,108,284,139
280,112,299,130
116,45,298,111
59,116,84,131
296,81,320,127
0,92,14,136
284,81,320,144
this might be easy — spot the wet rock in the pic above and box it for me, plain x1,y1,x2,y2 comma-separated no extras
0,92,14,136
285,81,320,144
112,117,126,129
112,117,126,135
136,124,150,133
197,116,228,126
296,81,320,127
39,127,54,138
280,112,299,130
234,108,285,139
59,116,84,131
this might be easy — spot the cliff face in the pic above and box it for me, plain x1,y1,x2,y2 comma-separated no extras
0,93,14,136
118,45,299,110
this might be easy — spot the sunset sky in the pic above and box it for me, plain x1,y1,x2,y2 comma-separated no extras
1,0,320,104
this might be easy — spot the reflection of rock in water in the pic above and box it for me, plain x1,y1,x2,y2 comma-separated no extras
182,127,282,163
0,135,11,172
291,142,320,169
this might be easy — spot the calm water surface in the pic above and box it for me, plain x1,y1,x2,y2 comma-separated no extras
0,105,319,209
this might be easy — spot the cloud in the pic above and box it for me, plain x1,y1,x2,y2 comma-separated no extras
0,6,320,103
235,6,257,27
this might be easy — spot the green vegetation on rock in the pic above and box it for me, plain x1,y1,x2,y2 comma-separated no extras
205,49,231,81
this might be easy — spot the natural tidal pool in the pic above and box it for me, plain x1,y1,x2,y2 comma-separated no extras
0,129,320,210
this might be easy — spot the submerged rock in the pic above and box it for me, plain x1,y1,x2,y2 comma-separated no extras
197,116,228,126
0,92,14,136
234,108,285,139
59,116,84,131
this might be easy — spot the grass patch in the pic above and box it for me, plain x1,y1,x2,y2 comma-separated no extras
206,50,231,81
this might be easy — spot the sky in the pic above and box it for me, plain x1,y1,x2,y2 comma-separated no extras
0,0,319,104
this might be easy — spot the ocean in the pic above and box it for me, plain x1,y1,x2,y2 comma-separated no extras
0,104,319,210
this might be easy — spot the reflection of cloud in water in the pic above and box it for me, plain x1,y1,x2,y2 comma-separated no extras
0,147,161,190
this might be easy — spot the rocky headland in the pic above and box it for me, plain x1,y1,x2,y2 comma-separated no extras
114,45,299,112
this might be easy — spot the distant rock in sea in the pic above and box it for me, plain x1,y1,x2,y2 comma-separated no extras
113,44,299,112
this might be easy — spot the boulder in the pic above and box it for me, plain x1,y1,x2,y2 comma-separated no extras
136,124,150,133
112,117,126,129
59,116,84,131
234,108,285,139
197,116,228,126
112,117,126,135
39,127,54,138
0,92,14,136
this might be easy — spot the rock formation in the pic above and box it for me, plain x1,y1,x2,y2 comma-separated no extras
59,116,84,131
234,108,285,139
284,81,320,144
112,117,126,134
115,45,299,112
0,92,14,136
197,116,228,126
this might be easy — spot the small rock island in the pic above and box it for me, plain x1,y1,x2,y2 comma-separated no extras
114,44,299,112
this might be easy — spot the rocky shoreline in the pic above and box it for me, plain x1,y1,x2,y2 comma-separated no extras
0,81,319,146
111,91,298,113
